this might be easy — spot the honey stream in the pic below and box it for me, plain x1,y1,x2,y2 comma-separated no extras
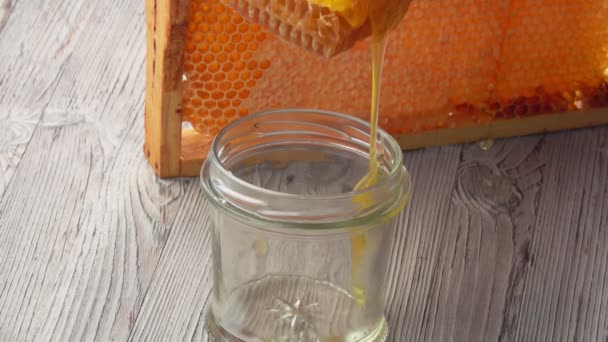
351,3,410,304
350,34,389,306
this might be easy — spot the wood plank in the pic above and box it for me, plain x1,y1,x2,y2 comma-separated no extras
405,135,546,341
514,127,608,341
391,127,608,342
0,120,184,341
381,145,464,339
0,0,187,340
128,182,213,342
0,0,94,197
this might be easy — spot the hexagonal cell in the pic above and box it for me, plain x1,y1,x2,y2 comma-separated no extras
225,109,237,118
226,90,237,99
208,63,221,72
203,117,216,126
218,100,231,108
219,81,232,91
222,63,234,72
216,53,228,63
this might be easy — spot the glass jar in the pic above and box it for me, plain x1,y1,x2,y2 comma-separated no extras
201,109,412,342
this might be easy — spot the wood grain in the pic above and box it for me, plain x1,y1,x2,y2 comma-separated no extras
143,0,190,178
0,0,185,340
514,129,608,342
0,0,94,197
386,128,608,342
128,181,213,342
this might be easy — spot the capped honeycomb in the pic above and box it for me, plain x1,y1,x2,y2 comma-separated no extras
182,0,608,139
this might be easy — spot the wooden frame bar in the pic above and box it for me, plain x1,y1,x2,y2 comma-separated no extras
144,0,189,178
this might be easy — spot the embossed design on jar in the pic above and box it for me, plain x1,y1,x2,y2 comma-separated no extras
269,294,321,341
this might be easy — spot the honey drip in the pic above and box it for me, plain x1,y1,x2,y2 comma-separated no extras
351,3,412,305
350,36,389,306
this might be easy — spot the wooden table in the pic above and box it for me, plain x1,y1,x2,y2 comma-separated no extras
1,0,607,341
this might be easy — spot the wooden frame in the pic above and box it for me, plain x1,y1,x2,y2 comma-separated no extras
144,0,608,179
144,0,189,178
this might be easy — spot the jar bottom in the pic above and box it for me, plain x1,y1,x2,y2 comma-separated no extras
205,274,389,342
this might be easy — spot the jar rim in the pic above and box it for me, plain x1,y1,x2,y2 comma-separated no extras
208,109,406,200
200,109,412,227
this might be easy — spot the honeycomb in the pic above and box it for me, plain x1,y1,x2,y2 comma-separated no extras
182,0,608,138
221,0,368,57
182,0,272,135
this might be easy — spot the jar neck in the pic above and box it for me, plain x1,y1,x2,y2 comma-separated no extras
201,109,411,228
